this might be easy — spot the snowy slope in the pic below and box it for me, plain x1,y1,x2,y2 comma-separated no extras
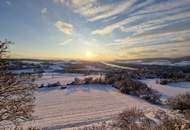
141,79,190,97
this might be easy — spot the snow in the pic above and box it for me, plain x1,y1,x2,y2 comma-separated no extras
114,60,190,66
21,84,159,129
174,61,190,66
49,64,64,71
141,60,171,66
114,60,143,64
21,60,42,64
169,82,190,89
141,79,190,97
84,65,103,71
102,62,137,70
12,68,34,74
3,70,190,129
35,73,101,86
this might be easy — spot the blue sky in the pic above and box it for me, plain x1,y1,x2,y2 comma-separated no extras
0,0,190,60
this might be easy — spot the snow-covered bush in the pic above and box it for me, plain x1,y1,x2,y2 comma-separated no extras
116,107,151,130
46,81,61,88
113,79,161,104
159,79,169,85
68,76,106,85
167,93,190,121
167,93,190,111
73,107,189,130
154,117,188,130
84,77,93,84
0,40,36,126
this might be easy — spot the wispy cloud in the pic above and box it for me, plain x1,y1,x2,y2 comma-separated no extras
91,16,139,35
54,0,138,22
51,0,190,59
91,0,190,35
55,20,73,35
59,39,72,46
112,29,190,47
5,1,11,6
87,1,137,22
53,0,96,8
41,8,48,15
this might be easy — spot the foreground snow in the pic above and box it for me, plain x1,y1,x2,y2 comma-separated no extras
141,79,190,97
23,84,160,129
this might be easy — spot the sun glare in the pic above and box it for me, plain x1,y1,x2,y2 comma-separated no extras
85,51,93,59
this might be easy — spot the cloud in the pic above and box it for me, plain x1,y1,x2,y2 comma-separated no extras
92,0,190,36
92,16,140,35
75,0,138,22
53,0,137,22
88,1,137,22
55,20,73,35
5,1,11,5
53,0,96,8
41,8,48,15
116,29,190,45
91,20,126,35
59,39,72,46
52,0,190,59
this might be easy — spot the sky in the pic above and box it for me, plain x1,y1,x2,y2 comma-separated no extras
0,0,190,61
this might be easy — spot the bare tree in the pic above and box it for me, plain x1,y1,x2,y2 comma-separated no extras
0,40,36,126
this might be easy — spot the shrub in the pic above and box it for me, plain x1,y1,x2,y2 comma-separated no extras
115,108,189,130
154,118,188,130
68,78,83,85
113,79,161,104
39,84,44,88
183,110,190,121
84,77,93,84
159,79,169,85
73,107,189,130
116,107,150,130
167,93,190,111
0,40,36,126
47,81,61,88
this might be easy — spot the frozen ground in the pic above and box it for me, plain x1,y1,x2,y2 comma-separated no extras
141,79,190,97
3,73,158,129
23,84,159,129
3,72,190,129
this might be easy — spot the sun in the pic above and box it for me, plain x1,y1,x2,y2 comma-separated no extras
85,51,93,58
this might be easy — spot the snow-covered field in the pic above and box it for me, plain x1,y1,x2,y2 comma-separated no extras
115,60,190,66
24,85,159,129
141,79,190,97
10,74,160,130
3,60,190,129
35,73,102,86
2,72,190,129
